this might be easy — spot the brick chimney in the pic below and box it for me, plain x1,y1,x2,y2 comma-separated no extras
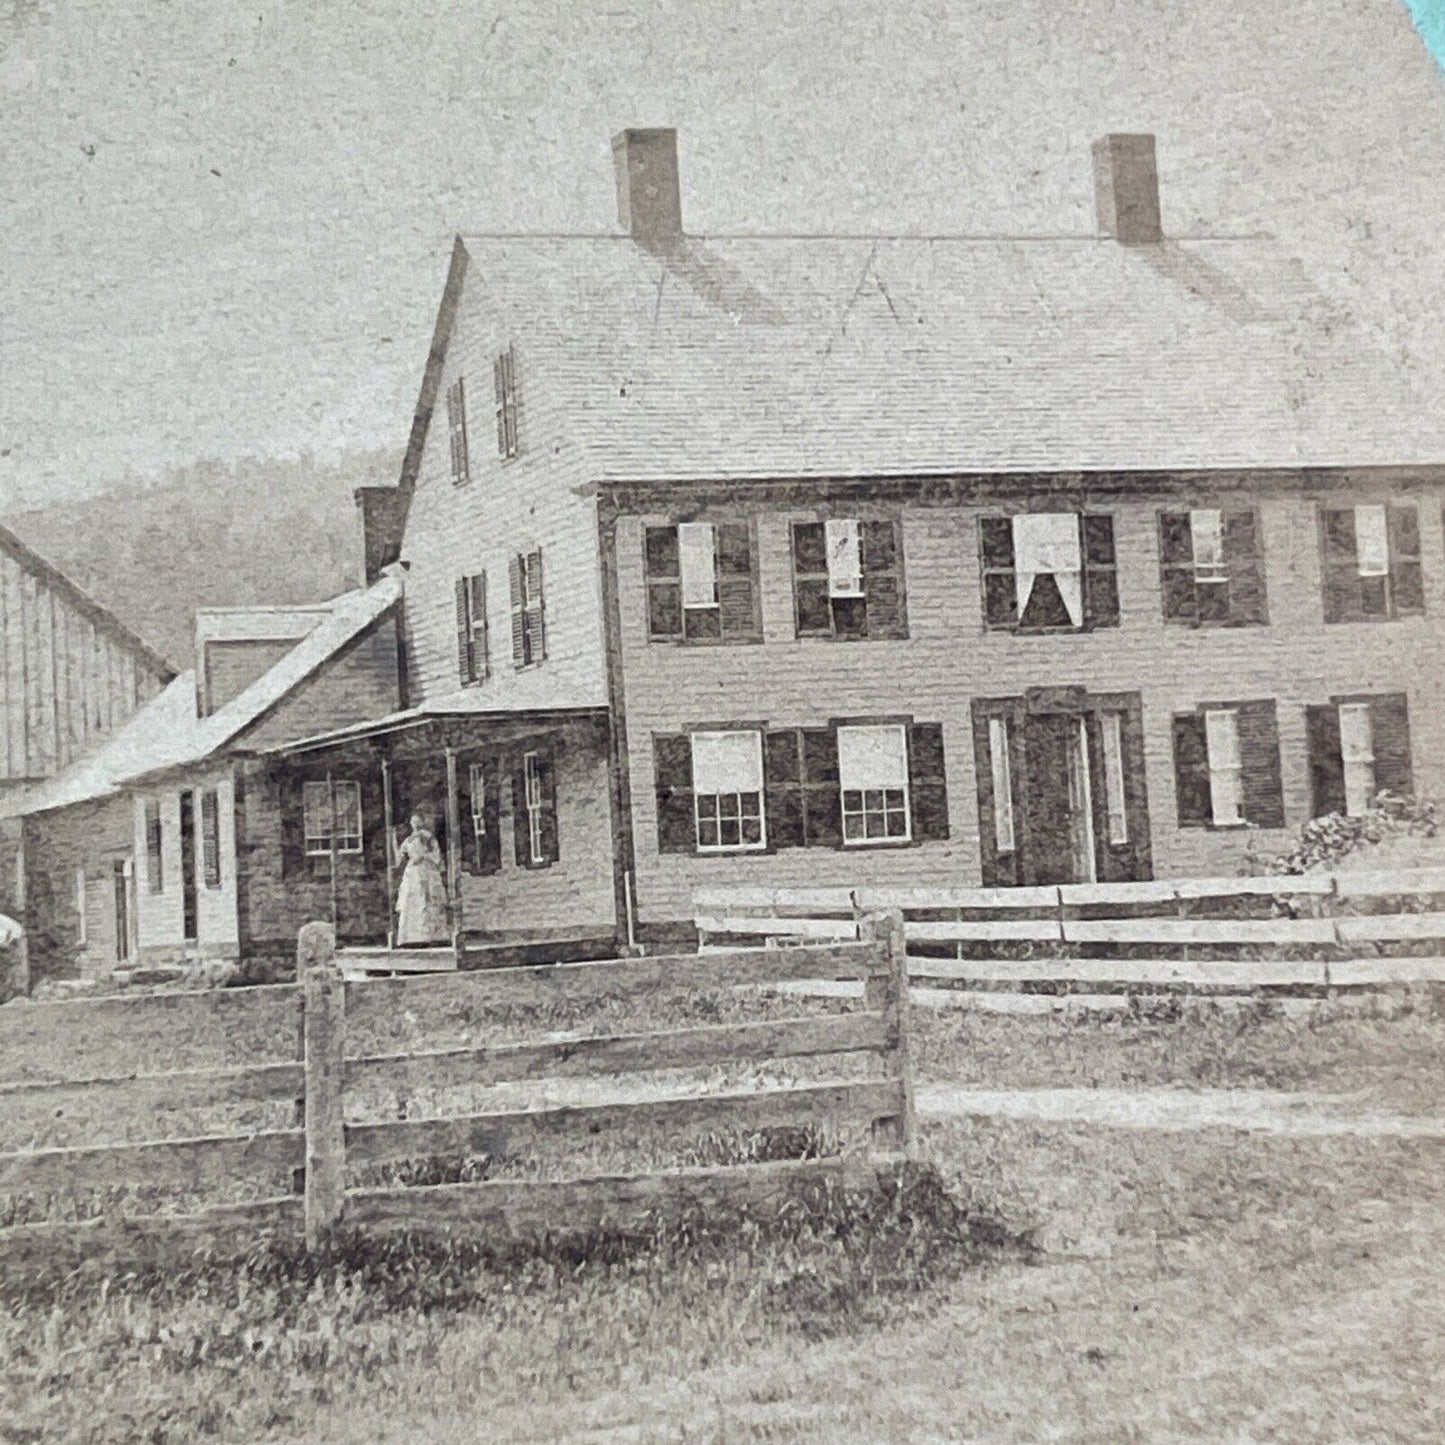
613,128,682,248
354,485,402,585
1091,134,1162,245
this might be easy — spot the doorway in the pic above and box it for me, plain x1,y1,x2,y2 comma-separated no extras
1018,712,1097,886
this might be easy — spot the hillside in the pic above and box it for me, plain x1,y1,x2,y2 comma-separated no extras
1,450,398,670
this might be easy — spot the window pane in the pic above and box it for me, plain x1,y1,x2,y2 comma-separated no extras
1339,704,1374,763
825,518,863,597
837,725,908,790
1354,505,1389,577
691,731,764,793
1189,509,1225,576
678,523,718,608
1343,760,1376,818
1203,709,1241,769
1196,578,1230,623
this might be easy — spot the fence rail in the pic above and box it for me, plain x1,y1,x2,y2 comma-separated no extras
0,914,912,1271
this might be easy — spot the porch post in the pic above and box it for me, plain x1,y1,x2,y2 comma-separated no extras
325,770,339,936
444,745,462,943
380,756,396,949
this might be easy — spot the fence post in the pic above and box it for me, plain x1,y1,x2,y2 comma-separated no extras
861,909,914,1157
299,921,345,1248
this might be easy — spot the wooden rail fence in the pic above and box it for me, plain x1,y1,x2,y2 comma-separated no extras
695,867,1445,994
0,913,912,1274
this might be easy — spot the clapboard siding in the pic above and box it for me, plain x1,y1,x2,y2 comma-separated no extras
611,488,1445,925
0,545,169,781
396,269,608,714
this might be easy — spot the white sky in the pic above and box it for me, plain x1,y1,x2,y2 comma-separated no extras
2,0,1443,508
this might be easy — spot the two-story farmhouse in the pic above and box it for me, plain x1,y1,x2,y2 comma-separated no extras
265,127,1445,953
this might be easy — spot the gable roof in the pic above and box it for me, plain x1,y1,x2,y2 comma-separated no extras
0,520,177,680
1,574,402,814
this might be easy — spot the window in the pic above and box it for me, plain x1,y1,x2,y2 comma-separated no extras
644,521,762,643
200,788,221,889
446,378,470,485
1158,508,1267,625
144,800,163,894
987,716,1015,855
791,518,908,640
980,513,1118,632
1320,504,1423,622
302,780,363,856
1100,712,1129,845
512,751,559,867
455,572,489,684
838,724,911,845
1172,700,1284,829
469,763,487,857
75,867,88,945
509,551,546,667
494,346,518,459
1306,694,1412,819
653,721,948,854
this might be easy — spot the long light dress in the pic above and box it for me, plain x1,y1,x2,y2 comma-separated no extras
395,829,449,945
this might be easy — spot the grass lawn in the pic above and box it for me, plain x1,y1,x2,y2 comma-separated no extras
3,1006,1443,1442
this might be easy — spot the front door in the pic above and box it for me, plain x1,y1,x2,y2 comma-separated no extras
1020,712,1097,886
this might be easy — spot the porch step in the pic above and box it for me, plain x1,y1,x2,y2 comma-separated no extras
336,945,458,978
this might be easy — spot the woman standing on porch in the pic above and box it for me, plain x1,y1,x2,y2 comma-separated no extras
394,812,449,946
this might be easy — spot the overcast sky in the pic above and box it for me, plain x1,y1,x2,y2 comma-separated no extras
2,0,1443,509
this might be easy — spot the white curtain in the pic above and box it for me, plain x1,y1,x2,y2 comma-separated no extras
1203,709,1243,826
690,730,763,793
678,522,718,608
1013,513,1083,626
825,518,863,596
837,725,908,790
1189,508,1226,580
1354,504,1389,578
1339,703,1376,816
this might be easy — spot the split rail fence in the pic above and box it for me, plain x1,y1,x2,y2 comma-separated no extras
0,914,912,1276
696,866,1445,994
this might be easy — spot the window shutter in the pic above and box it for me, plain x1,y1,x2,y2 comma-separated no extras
511,767,529,866
715,522,760,641
763,730,805,850
1320,508,1357,623
1387,506,1424,615
455,577,473,684
1305,704,1346,818
791,522,832,637
1223,510,1267,624
509,555,525,666
1171,714,1211,826
494,355,507,456
456,763,479,874
1235,700,1285,829
862,520,907,638
907,722,949,841
1082,515,1119,629
279,771,305,878
801,727,842,848
358,771,386,876
979,517,1017,627
653,734,696,853
1158,512,1198,623
1370,693,1413,798
200,790,221,888
527,549,546,661
645,525,684,640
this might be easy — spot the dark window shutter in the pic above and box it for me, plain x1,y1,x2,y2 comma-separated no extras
494,355,507,456
792,522,832,637
1388,506,1424,616
653,734,696,853
1236,700,1285,828
279,771,305,878
1223,510,1267,624
200,790,221,888
980,518,1016,627
764,729,805,850
455,577,473,683
511,767,529,866
359,770,386,875
1321,508,1358,623
527,549,546,662
1306,704,1346,818
509,555,525,666
645,526,683,640
1370,693,1413,797
716,522,760,641
456,762,478,874
481,762,502,874
1082,515,1119,629
1159,512,1198,623
537,753,559,864
801,727,842,848
1171,714,1211,827
862,520,907,639
907,722,949,841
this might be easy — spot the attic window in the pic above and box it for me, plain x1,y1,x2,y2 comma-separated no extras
446,379,470,486
494,346,519,460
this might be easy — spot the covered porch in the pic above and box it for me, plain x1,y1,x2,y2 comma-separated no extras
250,704,619,971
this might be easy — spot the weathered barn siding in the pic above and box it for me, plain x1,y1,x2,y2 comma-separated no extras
609,482,1445,927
